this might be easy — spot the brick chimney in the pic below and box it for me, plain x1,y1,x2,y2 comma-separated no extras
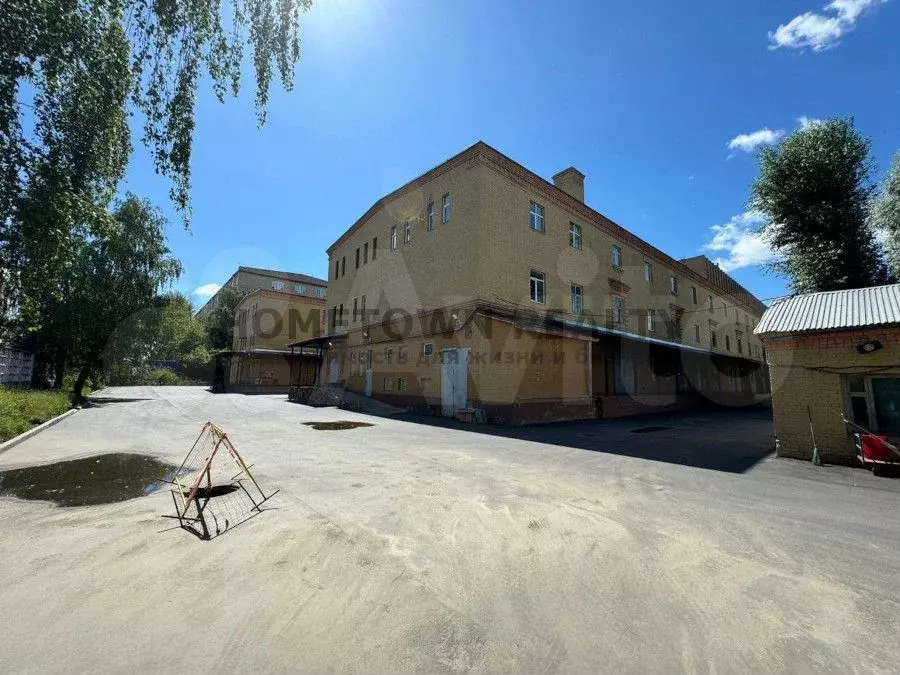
552,167,585,203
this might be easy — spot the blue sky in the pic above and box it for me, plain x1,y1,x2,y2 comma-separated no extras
121,0,900,307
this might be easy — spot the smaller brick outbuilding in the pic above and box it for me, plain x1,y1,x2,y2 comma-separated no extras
755,284,900,464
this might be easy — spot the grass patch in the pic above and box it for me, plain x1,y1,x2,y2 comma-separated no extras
0,387,72,443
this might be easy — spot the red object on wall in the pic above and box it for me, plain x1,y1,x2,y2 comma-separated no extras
861,434,893,463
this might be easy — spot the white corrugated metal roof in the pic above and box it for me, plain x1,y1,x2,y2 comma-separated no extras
754,284,900,336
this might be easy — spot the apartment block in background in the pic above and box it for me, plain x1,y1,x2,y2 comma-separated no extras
195,266,327,321
318,141,769,423
226,288,325,393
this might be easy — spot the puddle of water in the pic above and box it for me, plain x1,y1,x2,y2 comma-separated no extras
631,426,673,434
0,453,179,507
303,421,374,431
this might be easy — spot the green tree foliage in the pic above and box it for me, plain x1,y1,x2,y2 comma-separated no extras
751,118,889,293
24,195,181,397
870,152,900,279
204,285,248,350
104,292,211,384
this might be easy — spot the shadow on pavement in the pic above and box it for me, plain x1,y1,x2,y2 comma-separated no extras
392,407,776,473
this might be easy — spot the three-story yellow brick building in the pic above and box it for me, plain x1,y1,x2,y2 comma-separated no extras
320,141,769,423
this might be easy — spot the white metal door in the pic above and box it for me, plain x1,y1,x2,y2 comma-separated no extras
441,348,469,416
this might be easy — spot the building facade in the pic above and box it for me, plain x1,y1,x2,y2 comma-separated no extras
756,284,900,464
195,266,327,321
227,289,325,393
321,142,769,423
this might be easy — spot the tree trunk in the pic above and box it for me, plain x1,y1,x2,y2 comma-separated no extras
73,367,90,400
53,359,66,389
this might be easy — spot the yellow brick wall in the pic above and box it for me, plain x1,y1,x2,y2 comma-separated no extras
763,326,900,462
233,290,325,351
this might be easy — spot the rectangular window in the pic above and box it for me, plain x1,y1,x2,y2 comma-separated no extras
334,260,339,279
272,280,285,291
315,287,325,298
725,335,731,351
399,377,409,392
442,193,451,223
295,284,305,295
398,345,408,362
360,295,366,323
341,257,346,276
423,342,434,357
352,297,358,321
612,296,624,324
372,237,377,260
612,244,622,268
691,286,698,304
363,242,368,264
571,284,583,314
669,276,678,294
355,248,360,268
647,309,656,332
390,225,397,250
426,201,435,231
711,331,717,348
644,262,653,282
708,295,714,311
385,348,393,363
404,219,412,244
569,222,582,250
338,303,344,327
530,270,546,304
384,378,394,392
738,338,743,354
694,324,701,343
529,201,545,232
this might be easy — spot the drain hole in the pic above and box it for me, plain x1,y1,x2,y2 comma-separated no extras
303,421,374,431
631,426,673,434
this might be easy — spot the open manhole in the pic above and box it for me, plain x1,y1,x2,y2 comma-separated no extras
303,421,374,431
0,453,179,507
630,426,673,434
181,484,241,499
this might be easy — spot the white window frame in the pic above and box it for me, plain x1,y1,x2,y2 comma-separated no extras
295,284,305,295
423,342,434,357
669,275,678,294
529,202,545,233
384,378,394,392
569,222,582,250
272,280,285,291
390,225,397,250
647,308,656,332
708,295,714,311
442,193,451,223
404,219,412,244
426,201,435,231
612,244,622,268
644,262,653,283
571,284,583,314
530,269,546,304
398,377,409,392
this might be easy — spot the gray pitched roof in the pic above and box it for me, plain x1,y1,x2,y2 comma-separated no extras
239,266,327,287
754,284,900,336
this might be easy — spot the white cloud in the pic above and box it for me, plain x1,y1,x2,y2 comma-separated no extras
703,211,779,272
192,283,221,299
727,128,785,153
797,116,825,129
768,0,889,52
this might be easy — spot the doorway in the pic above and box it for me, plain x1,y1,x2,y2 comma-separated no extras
441,348,469,416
